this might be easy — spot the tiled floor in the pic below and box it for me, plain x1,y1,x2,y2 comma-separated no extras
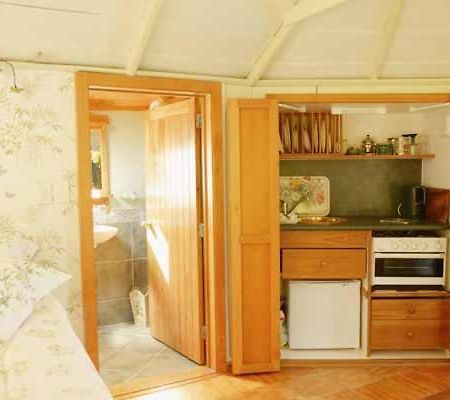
98,323,197,386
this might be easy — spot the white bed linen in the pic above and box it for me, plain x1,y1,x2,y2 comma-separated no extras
1,295,112,400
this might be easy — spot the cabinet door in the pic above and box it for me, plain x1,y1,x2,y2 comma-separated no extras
228,99,280,374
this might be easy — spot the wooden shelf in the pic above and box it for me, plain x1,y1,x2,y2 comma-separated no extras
279,153,435,161
371,290,449,299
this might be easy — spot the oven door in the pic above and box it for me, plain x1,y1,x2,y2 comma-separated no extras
372,253,446,285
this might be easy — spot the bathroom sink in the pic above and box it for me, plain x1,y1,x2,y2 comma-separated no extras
94,225,118,247
296,216,347,225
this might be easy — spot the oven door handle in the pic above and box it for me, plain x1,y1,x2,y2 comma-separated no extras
373,253,445,259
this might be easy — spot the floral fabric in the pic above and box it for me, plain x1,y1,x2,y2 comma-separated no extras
1,295,112,400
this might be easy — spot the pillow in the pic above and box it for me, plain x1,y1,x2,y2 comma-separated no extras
0,259,70,354
22,260,71,303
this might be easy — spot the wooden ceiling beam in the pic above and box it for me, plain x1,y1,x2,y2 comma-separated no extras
284,0,349,26
247,0,349,86
126,0,163,75
370,0,405,79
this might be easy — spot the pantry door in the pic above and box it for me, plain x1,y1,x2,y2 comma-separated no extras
228,99,280,374
145,98,205,364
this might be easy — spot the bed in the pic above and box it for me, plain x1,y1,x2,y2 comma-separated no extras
1,295,113,400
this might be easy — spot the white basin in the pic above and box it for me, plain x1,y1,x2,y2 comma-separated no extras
94,225,118,247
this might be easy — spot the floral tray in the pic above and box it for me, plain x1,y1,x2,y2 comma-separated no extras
280,176,330,217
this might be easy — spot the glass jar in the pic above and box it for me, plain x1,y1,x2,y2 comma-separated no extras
387,137,397,155
362,134,375,154
402,134,412,154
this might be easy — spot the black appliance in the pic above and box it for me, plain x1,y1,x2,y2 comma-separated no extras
398,185,426,219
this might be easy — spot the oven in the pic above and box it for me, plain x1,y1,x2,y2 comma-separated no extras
372,236,447,287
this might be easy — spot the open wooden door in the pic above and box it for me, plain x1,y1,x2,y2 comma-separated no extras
228,99,280,374
145,98,205,364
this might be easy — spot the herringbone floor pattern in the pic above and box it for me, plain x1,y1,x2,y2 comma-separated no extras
132,365,450,400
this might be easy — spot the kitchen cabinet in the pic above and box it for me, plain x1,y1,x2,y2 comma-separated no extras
228,99,280,374
281,230,369,249
280,230,370,279
282,249,366,279
371,297,450,351
227,93,450,369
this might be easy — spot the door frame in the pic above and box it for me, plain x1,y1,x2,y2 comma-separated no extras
75,72,226,373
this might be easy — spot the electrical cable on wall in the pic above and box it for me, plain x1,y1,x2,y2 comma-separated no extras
0,59,23,93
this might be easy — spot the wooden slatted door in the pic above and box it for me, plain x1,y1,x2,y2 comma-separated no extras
146,98,205,364
228,99,280,374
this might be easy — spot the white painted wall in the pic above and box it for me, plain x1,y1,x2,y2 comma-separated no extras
343,113,426,151
104,111,147,207
422,108,450,190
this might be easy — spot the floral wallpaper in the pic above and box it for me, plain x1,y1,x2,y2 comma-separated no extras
0,69,83,340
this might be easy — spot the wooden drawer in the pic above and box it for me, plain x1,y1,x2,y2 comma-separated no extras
282,249,366,279
280,230,369,249
372,299,449,320
371,319,449,350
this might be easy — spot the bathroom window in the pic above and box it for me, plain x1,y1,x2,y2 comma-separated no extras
89,113,110,205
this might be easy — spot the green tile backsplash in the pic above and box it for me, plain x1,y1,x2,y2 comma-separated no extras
280,160,422,216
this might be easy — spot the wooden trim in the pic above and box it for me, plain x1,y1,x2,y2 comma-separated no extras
371,290,450,299
281,358,450,368
75,72,226,374
266,93,450,104
280,154,435,161
111,367,215,399
89,113,110,130
75,73,99,367
91,197,109,206
366,230,373,358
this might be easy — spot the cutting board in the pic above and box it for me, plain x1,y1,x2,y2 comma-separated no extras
426,187,450,223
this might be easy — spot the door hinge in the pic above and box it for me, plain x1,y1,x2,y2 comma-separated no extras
196,114,203,129
201,325,207,340
198,223,205,238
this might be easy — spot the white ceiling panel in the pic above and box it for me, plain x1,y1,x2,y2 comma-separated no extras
264,0,391,79
0,0,148,67
139,0,286,77
382,0,450,78
0,0,449,81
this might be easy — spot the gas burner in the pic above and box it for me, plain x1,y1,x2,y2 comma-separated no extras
373,231,439,238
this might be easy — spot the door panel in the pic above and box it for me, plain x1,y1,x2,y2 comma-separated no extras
146,98,205,364
228,99,280,374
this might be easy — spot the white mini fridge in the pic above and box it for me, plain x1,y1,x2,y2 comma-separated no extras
288,280,361,349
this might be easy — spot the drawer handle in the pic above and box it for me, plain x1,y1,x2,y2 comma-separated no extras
407,307,416,314
319,261,327,268
406,331,414,338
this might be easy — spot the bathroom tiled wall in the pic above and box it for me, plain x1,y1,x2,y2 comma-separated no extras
94,207,148,326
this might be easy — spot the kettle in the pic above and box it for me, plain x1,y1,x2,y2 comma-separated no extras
397,186,426,219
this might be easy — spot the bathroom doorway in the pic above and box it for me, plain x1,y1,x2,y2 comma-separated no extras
75,73,225,396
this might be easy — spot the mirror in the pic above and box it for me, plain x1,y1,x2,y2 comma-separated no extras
89,113,110,205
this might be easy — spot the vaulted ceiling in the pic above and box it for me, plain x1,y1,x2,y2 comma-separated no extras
1,0,449,85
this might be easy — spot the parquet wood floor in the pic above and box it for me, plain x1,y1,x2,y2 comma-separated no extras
130,365,450,400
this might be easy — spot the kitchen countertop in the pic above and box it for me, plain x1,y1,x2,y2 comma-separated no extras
280,216,450,231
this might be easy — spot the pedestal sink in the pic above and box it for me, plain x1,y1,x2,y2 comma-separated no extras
94,225,118,247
